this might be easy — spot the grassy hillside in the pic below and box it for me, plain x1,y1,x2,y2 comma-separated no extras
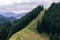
7,6,43,39
9,10,49,40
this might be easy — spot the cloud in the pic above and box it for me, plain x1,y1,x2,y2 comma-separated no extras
52,0,60,2
13,0,31,3
0,0,14,6
0,3,37,11
0,0,60,6
0,3,37,14
0,0,60,14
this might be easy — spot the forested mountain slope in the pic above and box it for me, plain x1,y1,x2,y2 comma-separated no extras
6,5,44,40
9,10,49,40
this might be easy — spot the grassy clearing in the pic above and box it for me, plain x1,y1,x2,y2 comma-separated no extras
9,10,49,40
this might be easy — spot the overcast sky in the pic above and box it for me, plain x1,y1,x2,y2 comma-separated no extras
0,0,60,14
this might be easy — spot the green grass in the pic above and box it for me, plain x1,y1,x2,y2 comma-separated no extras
9,10,49,40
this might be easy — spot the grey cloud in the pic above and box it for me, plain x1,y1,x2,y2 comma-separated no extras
0,4,36,11
0,1,52,11
0,0,60,12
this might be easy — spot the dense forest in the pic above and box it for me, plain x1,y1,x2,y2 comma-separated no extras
37,2,60,40
0,22,12,40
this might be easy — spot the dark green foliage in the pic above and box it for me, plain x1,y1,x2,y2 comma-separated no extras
43,3,60,40
0,22,12,40
7,5,44,39
42,2,60,34
37,2,60,40
37,21,43,33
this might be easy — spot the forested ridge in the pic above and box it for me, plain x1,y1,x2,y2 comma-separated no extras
0,2,60,40
6,5,44,40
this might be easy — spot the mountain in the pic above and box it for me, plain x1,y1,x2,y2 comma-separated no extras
0,11,27,23
0,15,5,18
0,12,16,17
8,3,60,40
6,17,17,22
6,5,44,40
0,12,27,19
0,2,60,40
9,10,49,40
0,14,17,24
0,15,9,24
0,18,9,24
15,13,27,19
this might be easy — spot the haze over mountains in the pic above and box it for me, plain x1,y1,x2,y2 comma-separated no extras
0,12,27,24
0,12,27,18
0,14,16,24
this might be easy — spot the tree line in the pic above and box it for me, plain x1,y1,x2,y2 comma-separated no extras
0,22,12,40
37,2,60,40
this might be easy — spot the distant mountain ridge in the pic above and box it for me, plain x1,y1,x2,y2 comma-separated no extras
0,18,8,24
0,12,27,23
0,14,17,24
6,17,17,22
0,15,9,24
0,12,27,19
0,15,6,18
